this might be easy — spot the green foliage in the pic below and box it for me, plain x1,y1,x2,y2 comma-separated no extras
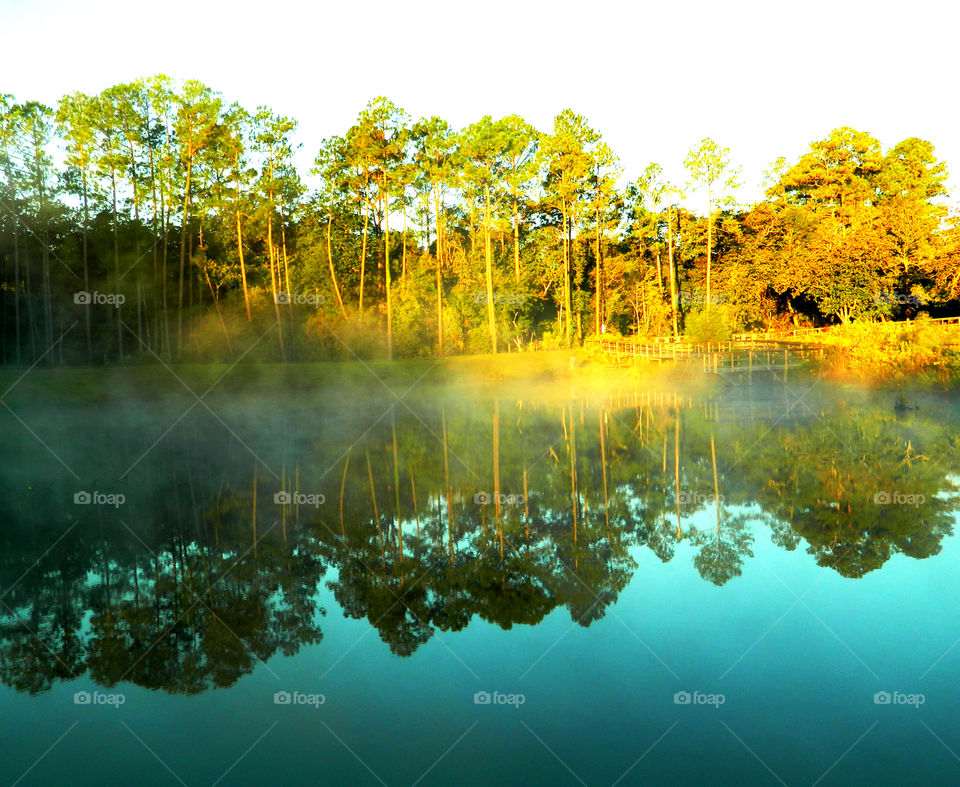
684,308,733,343
0,79,956,371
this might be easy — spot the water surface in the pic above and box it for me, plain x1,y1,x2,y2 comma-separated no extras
1,366,958,785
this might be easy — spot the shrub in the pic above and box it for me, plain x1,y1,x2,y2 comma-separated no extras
684,308,733,343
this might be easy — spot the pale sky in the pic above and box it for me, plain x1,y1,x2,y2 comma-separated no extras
2,0,957,213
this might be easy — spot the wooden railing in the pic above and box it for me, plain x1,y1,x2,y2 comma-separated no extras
587,316,960,361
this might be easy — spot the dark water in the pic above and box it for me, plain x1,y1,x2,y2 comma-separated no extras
1,367,959,785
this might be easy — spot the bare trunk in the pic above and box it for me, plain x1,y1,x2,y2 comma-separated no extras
484,185,497,354
177,159,192,356
326,204,346,317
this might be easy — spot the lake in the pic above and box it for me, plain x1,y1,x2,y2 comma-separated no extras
1,362,958,785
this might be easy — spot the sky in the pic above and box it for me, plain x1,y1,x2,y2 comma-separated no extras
1,0,957,213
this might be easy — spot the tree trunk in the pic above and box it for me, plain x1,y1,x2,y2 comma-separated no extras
359,181,369,313
513,197,520,282
81,167,91,361
484,184,497,354
667,207,679,339
177,159,192,356
326,204,346,317
706,181,712,312
384,176,393,360
562,200,572,347
111,165,123,361
434,186,444,354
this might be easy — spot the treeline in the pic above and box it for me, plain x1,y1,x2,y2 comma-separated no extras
1,76,958,364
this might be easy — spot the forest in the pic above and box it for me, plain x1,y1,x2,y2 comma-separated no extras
1,75,958,365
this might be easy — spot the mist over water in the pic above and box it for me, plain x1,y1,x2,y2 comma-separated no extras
2,367,959,785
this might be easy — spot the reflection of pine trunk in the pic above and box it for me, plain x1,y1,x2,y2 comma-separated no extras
339,454,350,538
12,214,20,363
493,399,502,560
251,462,258,558
391,413,401,563
674,412,681,539
523,466,529,539
442,408,454,564
568,406,578,548
280,465,287,545
365,450,385,568
711,432,721,539
410,472,420,540
599,409,609,532
295,460,301,529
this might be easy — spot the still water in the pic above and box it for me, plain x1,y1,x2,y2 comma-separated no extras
1,367,959,785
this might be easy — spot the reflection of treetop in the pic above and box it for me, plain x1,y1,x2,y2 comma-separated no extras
0,390,956,692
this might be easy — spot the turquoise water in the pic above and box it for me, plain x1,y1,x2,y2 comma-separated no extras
1,372,958,785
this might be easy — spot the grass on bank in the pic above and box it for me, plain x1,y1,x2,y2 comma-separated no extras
812,317,960,383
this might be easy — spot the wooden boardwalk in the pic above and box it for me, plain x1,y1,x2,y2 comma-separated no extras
586,338,809,380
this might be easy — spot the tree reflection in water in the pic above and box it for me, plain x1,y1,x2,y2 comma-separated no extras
1,384,956,693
